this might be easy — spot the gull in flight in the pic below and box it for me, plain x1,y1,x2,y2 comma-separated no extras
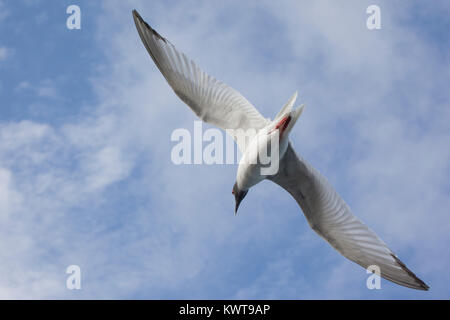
132,10,429,291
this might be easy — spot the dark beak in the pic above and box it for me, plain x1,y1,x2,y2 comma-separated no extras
233,183,248,215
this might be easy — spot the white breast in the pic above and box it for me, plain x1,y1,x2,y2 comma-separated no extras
236,128,289,190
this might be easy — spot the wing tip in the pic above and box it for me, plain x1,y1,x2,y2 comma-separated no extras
390,254,430,291
132,9,167,43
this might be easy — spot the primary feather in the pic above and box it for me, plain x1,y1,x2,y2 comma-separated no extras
133,10,268,151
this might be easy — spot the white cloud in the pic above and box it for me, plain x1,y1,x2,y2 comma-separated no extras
15,79,60,99
0,168,22,222
83,146,132,191
16,81,31,90
36,80,59,99
0,47,11,61
0,116,138,298
36,86,57,98
0,1,8,22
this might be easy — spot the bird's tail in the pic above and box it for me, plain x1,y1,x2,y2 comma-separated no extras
272,92,305,138
274,91,298,120
283,105,305,137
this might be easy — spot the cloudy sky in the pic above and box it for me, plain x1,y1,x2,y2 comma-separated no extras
0,0,449,299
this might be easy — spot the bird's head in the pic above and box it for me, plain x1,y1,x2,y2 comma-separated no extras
232,182,248,215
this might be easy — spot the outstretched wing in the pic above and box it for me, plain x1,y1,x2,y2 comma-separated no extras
269,144,429,290
133,10,269,151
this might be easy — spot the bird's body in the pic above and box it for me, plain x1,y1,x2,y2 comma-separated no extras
132,10,429,291
235,134,269,191
236,106,303,191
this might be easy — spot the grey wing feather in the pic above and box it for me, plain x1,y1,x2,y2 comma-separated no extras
269,144,429,290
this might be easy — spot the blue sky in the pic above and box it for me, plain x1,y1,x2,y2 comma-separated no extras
0,0,449,299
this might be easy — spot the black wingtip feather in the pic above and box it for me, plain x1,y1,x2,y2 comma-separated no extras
132,9,166,43
390,254,430,291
